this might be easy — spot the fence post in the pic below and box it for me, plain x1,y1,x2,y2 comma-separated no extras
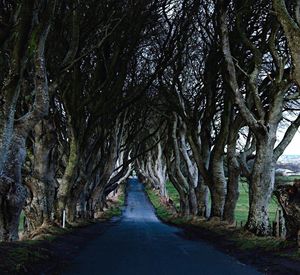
62,209,66,228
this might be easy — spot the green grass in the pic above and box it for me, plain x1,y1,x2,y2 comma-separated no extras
19,211,25,232
233,234,292,251
102,184,126,219
235,180,279,223
166,181,180,209
147,187,174,221
103,206,122,219
164,177,294,224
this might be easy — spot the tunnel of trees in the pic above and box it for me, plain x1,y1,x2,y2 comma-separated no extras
1,0,300,242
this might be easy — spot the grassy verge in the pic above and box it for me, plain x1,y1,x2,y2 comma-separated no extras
145,184,298,258
0,241,53,274
102,184,125,219
146,185,193,225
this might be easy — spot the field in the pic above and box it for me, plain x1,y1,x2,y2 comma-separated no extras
165,177,298,223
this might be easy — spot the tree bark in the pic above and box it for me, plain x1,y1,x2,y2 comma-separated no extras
245,132,276,235
273,0,300,87
223,117,242,224
274,183,300,240
0,2,34,173
56,130,79,224
196,182,209,217
24,119,57,233
223,143,240,224
208,96,231,219
0,5,52,239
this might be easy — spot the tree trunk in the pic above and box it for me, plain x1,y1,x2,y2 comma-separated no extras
170,114,190,215
245,134,276,236
195,135,210,218
274,183,300,240
196,183,209,217
66,198,77,223
223,171,239,224
24,119,57,234
209,96,231,219
179,193,190,216
188,187,198,215
178,119,198,215
66,172,87,223
56,132,79,224
155,142,168,199
0,134,27,241
223,135,240,224
273,0,300,88
0,8,52,240
209,159,226,219
0,2,34,173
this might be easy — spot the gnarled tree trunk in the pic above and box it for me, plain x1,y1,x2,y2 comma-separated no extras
56,131,79,224
245,133,276,235
274,183,300,240
0,6,52,240
24,119,57,234
223,122,241,224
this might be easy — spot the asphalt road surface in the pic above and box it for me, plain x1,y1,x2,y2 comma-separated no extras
64,178,261,275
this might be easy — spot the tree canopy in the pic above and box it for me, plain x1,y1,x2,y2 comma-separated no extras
0,0,300,242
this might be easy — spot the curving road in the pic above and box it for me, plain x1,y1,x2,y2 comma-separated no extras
64,178,261,275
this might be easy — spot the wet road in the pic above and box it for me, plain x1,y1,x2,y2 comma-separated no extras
64,178,261,275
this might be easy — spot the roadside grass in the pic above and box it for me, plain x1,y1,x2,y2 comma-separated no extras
232,234,293,251
147,186,174,221
102,184,125,219
8,246,50,267
1,184,127,274
166,181,181,209
145,179,299,256
0,241,53,274
18,211,25,232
